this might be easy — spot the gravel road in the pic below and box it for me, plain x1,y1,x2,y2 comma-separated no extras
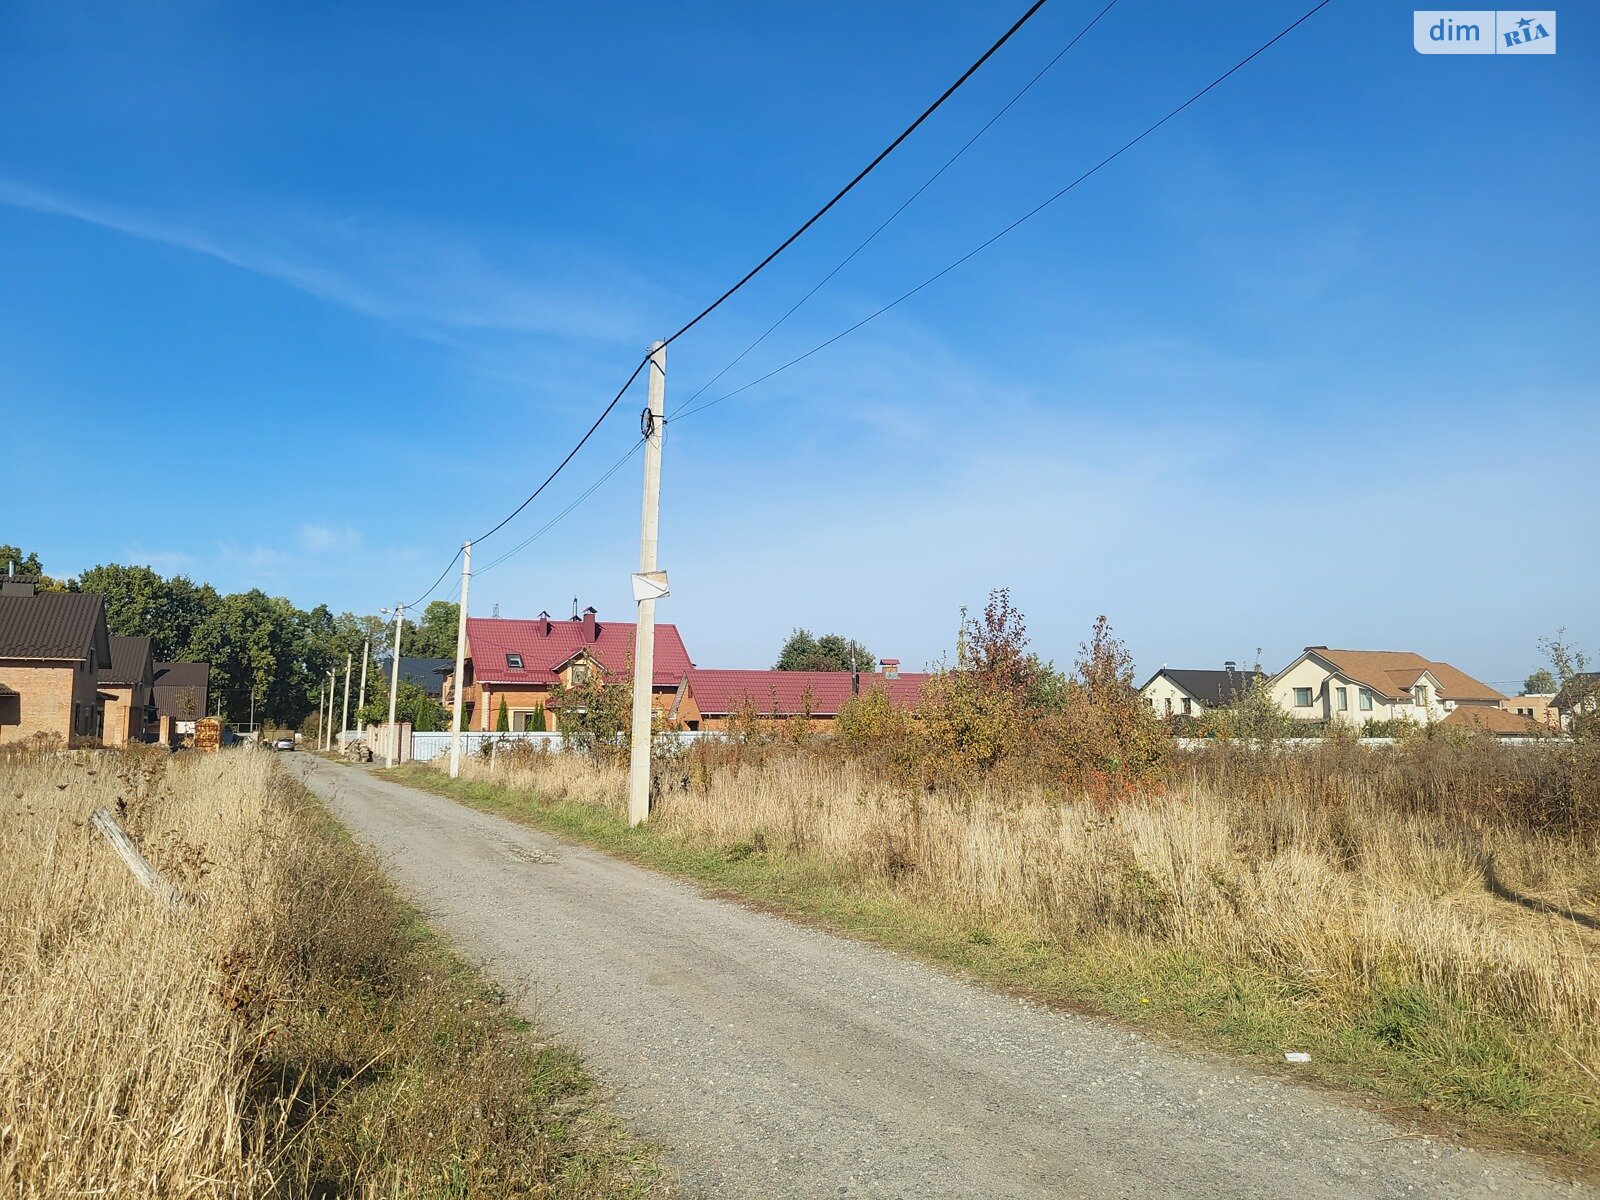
293,755,1583,1200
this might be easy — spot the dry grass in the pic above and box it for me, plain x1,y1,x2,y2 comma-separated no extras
435,739,1600,1162
0,744,662,1198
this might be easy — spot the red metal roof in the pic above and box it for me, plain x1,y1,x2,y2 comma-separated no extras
687,669,929,717
467,615,693,687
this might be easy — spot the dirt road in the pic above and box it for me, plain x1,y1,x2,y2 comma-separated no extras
293,756,1581,1199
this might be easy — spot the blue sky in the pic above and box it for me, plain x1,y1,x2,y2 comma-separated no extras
2,1,1595,688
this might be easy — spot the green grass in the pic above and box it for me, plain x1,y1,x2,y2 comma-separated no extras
277,771,665,1198
390,764,1600,1177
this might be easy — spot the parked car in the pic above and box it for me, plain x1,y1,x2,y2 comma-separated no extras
273,736,295,751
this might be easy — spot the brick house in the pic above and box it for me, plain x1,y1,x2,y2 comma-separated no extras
0,577,113,745
152,661,210,746
683,661,927,731
98,635,156,747
442,608,694,731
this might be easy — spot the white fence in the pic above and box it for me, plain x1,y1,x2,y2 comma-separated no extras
406,728,735,763
409,731,565,762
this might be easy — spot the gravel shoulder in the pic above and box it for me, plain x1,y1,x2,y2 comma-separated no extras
292,755,1584,1200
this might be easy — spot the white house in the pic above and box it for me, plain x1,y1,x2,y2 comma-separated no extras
1268,647,1504,725
1139,663,1265,719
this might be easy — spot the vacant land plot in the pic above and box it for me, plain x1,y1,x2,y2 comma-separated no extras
408,737,1600,1171
0,744,663,1198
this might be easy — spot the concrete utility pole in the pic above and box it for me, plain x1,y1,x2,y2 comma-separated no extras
449,540,472,779
325,670,337,751
385,604,405,768
626,340,667,827
340,653,352,752
357,638,370,734
317,681,325,750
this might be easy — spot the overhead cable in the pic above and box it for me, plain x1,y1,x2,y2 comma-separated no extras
672,0,1336,425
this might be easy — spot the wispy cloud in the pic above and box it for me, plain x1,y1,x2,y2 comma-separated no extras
0,178,663,343
298,523,362,554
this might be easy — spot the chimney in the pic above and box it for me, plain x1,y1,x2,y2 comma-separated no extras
582,606,598,644
538,610,552,637
571,597,580,620
1224,660,1237,675
1,576,38,598
882,658,900,681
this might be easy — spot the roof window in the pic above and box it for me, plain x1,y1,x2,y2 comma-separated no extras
505,653,524,670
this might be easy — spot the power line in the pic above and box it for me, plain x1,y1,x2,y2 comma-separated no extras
470,354,651,546
661,0,1055,349
475,437,649,579
404,546,462,610
672,0,1335,426
675,0,1124,415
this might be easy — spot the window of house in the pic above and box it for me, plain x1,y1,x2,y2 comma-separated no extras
1164,697,1172,716
1294,687,1313,708
505,653,523,670
1415,685,1429,708
571,663,590,685
1181,698,1192,716
1336,687,1348,711
1359,688,1373,711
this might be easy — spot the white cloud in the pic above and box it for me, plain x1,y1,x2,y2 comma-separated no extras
298,524,362,554
0,178,666,344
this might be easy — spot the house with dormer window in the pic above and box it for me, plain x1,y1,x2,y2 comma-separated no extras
442,606,694,732
1268,647,1504,726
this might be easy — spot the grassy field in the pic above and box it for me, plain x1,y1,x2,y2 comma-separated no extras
0,744,664,1198
397,740,1600,1174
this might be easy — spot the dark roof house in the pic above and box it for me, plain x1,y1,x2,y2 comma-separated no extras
1139,666,1265,707
100,635,155,688
0,586,112,664
0,579,113,744
153,661,210,725
374,654,455,698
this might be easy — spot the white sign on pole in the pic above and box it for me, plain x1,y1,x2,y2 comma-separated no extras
631,570,670,603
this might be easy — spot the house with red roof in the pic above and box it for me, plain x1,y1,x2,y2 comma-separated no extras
443,607,695,732
685,659,929,731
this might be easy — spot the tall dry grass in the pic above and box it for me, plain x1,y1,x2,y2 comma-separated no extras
0,745,661,1198
450,740,1600,1119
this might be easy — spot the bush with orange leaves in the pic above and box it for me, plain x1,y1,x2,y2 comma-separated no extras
835,590,1167,797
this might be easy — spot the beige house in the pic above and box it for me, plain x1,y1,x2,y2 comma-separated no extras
1269,647,1504,725
1138,663,1265,720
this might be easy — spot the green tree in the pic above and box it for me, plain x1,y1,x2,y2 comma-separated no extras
1523,668,1558,695
77,563,219,661
549,674,630,751
1541,630,1597,739
409,601,460,659
1,544,71,591
495,696,510,732
0,545,43,576
775,628,876,673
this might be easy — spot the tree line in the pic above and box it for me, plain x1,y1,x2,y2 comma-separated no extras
4,544,456,731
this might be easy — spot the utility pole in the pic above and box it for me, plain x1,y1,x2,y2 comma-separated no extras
357,638,370,734
317,681,325,751
384,604,405,767
340,653,352,753
449,540,472,779
325,670,337,751
626,340,667,827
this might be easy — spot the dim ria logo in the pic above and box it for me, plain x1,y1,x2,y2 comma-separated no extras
1415,10,1555,53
